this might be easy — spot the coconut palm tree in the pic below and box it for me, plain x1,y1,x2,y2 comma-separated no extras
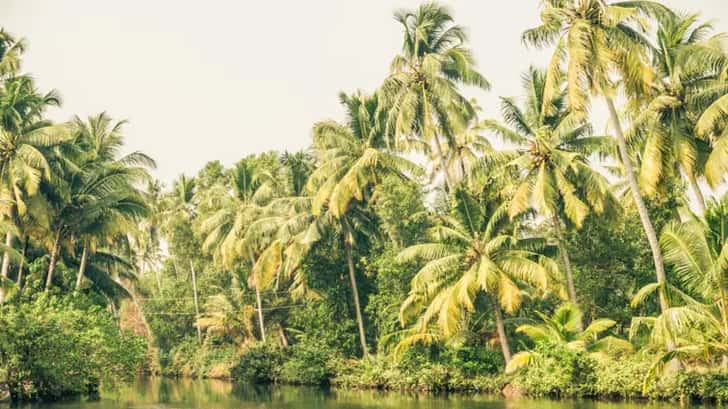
305,90,422,357
627,11,728,214
397,187,557,364
633,196,728,363
69,113,154,293
199,158,273,342
484,66,617,311
523,0,675,318
0,30,25,78
380,2,489,191
0,75,68,303
506,303,633,373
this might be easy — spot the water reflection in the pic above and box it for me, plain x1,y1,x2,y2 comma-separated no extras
16,378,696,409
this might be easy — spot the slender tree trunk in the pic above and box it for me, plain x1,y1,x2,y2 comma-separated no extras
278,326,289,347
16,236,27,290
44,229,62,292
606,97,670,315
189,260,202,343
249,250,266,343
0,232,13,304
74,242,89,294
684,169,707,215
153,265,163,294
491,296,511,364
432,134,453,191
551,215,582,330
345,240,369,357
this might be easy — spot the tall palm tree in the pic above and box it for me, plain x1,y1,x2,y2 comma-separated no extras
69,113,154,293
523,0,675,318
397,187,556,364
199,159,271,342
628,11,728,214
0,75,67,303
484,66,617,310
380,2,489,191
306,90,422,357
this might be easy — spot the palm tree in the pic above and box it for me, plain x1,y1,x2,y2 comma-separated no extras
380,2,489,191
0,30,25,78
434,102,494,186
69,113,154,293
199,159,272,342
397,187,557,364
631,195,728,373
628,11,728,214
484,66,617,310
523,0,675,319
306,90,422,357
506,303,632,373
0,75,68,303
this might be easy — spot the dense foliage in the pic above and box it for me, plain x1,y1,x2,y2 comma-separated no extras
2,0,728,404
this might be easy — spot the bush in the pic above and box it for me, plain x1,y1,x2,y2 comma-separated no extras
331,354,505,392
511,343,597,397
231,343,284,383
0,295,146,401
280,340,335,385
676,371,728,403
164,338,237,379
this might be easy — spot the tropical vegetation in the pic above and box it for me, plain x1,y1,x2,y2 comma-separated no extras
2,0,728,404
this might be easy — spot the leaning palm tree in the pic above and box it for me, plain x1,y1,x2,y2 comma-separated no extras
484,66,617,310
523,0,675,319
507,303,633,373
380,1,489,190
628,11,728,213
397,187,557,364
304,90,422,357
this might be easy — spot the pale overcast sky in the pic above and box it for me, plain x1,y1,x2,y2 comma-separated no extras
3,1,727,184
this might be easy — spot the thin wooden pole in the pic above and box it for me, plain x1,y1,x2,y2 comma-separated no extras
189,260,202,343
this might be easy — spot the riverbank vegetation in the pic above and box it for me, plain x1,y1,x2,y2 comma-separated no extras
2,0,728,404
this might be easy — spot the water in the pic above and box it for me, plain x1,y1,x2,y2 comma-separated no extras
20,378,694,409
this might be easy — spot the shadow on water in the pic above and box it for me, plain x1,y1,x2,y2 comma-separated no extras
12,377,701,409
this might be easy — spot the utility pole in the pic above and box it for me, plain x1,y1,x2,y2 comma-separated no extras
189,260,202,343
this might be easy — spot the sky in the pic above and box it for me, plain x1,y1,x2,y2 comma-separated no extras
3,1,728,185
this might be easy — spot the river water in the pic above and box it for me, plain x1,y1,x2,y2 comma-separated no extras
20,378,695,409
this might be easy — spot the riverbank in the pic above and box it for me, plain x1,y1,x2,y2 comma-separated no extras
158,342,728,405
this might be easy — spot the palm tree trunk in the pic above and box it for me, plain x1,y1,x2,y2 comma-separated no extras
684,169,707,215
74,242,89,294
551,215,581,329
491,296,511,364
16,236,27,290
345,240,369,357
44,229,62,292
0,232,13,304
432,134,453,191
248,250,266,343
189,260,202,343
606,97,670,316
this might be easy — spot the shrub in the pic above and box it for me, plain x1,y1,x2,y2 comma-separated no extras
511,343,597,397
231,343,284,383
0,295,146,401
280,341,335,385
676,371,728,403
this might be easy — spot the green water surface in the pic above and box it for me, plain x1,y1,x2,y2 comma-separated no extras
21,378,698,409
